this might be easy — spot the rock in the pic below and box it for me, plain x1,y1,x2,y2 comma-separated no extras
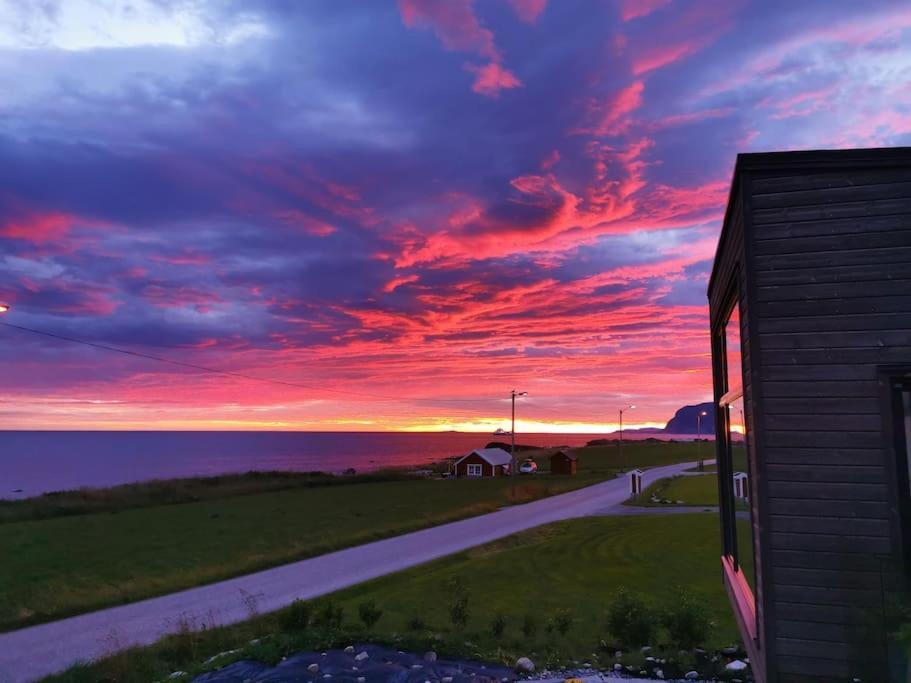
583,662,591,668
645,656,656,663
307,663,320,673
685,672,700,680
614,651,623,658
168,673,186,680
722,646,739,655
515,657,535,674
442,678,454,683
344,646,355,654
424,651,438,662
656,670,664,680
322,675,332,679
411,664,423,670
641,646,652,653
355,651,369,662
614,663,622,671
249,639,261,646
357,678,365,683
726,659,748,672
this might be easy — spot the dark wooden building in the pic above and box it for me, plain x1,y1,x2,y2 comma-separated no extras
550,449,577,475
453,448,511,477
708,147,911,682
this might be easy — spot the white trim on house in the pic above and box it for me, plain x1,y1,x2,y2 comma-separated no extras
466,463,483,477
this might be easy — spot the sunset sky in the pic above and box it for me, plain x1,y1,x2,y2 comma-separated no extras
1,0,910,432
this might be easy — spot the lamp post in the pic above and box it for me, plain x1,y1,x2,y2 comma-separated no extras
697,410,708,471
510,390,527,478
618,404,635,472
0,304,9,314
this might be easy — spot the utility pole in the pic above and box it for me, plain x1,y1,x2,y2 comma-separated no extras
510,389,527,477
618,404,635,471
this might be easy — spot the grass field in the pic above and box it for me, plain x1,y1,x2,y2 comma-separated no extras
3,440,707,633
47,514,750,683
0,475,598,632
632,473,720,507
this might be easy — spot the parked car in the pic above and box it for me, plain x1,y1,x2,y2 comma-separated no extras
518,459,538,474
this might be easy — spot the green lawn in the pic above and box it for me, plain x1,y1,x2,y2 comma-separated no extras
530,440,705,475
47,514,750,683
633,473,721,507
0,474,601,632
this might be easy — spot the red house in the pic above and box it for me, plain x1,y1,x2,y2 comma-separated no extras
453,448,511,477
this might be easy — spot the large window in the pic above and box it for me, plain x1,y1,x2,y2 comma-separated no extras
467,463,483,477
715,292,759,642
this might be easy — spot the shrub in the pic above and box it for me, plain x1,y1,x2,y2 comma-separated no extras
521,614,538,639
663,591,711,648
491,613,507,639
313,600,344,630
406,615,427,631
605,588,657,647
279,599,313,632
358,600,383,629
447,578,470,628
552,608,573,637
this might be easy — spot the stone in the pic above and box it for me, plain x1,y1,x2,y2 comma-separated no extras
726,660,748,672
344,646,355,654
722,646,739,655
442,678,454,683
656,670,664,680
357,678,365,683
355,651,370,662
515,657,535,674
424,651,438,662
322,675,332,679
168,673,186,680
614,663,623,671
685,672,700,680
411,664,423,670
641,646,652,653
614,651,623,658
307,663,320,673
583,662,591,668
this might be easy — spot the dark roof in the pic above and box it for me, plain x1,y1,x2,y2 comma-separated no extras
707,146,911,297
552,449,577,461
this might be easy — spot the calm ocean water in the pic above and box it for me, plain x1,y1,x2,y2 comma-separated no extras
0,430,691,498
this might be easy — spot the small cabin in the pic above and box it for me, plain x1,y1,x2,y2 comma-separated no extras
708,147,911,682
549,449,577,475
732,472,748,500
453,448,511,477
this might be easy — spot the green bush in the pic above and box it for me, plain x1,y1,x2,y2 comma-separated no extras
551,608,573,637
358,600,383,629
313,600,344,630
605,588,656,647
491,612,507,639
278,599,313,632
663,591,711,648
521,614,538,639
447,578,470,628
406,615,426,631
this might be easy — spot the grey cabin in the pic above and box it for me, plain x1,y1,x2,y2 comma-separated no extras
708,147,911,682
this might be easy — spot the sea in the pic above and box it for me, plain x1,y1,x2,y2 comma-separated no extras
0,430,696,499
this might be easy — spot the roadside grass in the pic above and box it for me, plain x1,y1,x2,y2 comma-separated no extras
629,474,721,507
43,514,750,683
0,474,602,632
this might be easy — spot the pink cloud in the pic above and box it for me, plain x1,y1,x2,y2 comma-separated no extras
619,0,672,22
467,61,522,96
506,0,548,23
398,0,498,59
383,274,420,293
580,80,645,136
0,212,76,242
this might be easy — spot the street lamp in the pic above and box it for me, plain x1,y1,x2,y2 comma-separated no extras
0,304,9,314
618,404,635,471
510,390,527,478
697,410,708,471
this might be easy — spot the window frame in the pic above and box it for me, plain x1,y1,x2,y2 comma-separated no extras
466,463,483,477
